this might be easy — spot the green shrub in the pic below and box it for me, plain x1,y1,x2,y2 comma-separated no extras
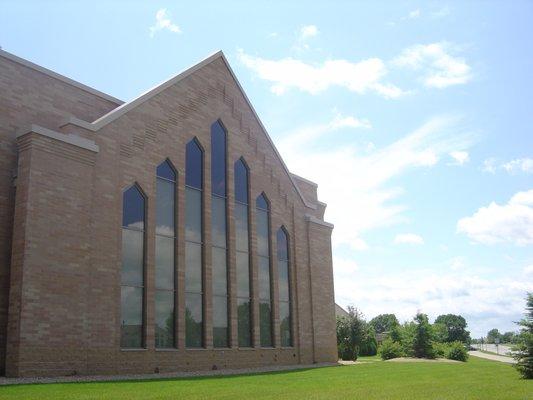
338,341,357,361
359,335,378,356
433,341,449,358
379,339,404,360
446,341,469,362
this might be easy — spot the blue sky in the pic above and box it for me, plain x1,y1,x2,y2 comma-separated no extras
2,1,532,337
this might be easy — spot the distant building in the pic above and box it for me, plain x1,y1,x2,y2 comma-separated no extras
335,304,349,318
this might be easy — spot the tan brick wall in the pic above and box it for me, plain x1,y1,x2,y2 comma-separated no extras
0,55,119,375
2,54,337,377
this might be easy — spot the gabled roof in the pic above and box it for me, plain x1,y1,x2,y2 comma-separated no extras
59,50,317,210
2,48,319,210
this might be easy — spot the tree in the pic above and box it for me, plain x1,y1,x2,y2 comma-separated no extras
487,328,501,344
432,322,448,343
412,313,435,359
513,293,533,379
369,314,399,334
434,314,471,344
501,331,517,343
336,306,369,360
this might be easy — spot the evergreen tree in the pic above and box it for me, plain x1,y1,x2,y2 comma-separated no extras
413,313,435,359
513,293,533,379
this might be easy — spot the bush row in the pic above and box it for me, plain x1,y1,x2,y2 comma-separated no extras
379,339,468,361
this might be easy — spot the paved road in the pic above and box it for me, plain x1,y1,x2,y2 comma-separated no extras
473,343,513,355
469,350,516,364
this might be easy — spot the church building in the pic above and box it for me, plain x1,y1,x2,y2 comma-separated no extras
0,49,336,377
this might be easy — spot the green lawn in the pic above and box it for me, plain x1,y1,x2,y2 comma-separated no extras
1,356,531,400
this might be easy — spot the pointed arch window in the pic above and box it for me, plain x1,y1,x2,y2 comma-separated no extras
155,160,176,348
277,227,292,347
211,121,229,347
185,139,204,348
256,193,272,347
235,158,251,347
121,185,145,348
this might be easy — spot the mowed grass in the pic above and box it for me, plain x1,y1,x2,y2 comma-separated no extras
1,356,531,400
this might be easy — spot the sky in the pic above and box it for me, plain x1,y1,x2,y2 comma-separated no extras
1,1,532,338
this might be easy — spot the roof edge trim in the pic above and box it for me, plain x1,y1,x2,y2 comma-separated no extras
305,214,334,229
290,173,318,188
0,49,123,105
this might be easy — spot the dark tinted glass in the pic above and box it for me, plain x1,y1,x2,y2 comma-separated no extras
256,193,269,210
186,139,203,189
155,290,174,348
237,298,251,347
278,260,289,301
120,286,143,348
156,160,176,181
122,185,145,230
156,178,175,236
185,188,202,242
213,295,228,348
235,203,249,252
280,301,292,347
185,293,203,348
258,256,271,300
212,247,227,296
256,210,269,257
236,252,250,297
277,228,288,260
185,242,202,293
234,159,249,204
155,236,174,290
259,301,272,347
211,196,227,247
121,229,144,286
211,121,226,196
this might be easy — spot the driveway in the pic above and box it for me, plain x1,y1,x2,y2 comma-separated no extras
469,351,516,364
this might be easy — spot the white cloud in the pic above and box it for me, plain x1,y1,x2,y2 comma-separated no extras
278,114,473,251
393,42,472,88
449,150,469,165
450,256,466,271
394,233,424,245
457,189,533,246
334,263,533,337
408,9,421,19
482,157,497,173
149,8,182,37
280,110,371,152
523,265,533,275
334,256,359,275
431,6,451,19
482,157,532,174
502,158,533,174
237,49,405,98
300,25,319,40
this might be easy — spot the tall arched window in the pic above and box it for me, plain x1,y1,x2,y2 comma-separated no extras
155,160,176,348
185,139,203,348
277,227,292,347
235,158,251,347
256,193,272,347
121,184,145,348
211,121,229,348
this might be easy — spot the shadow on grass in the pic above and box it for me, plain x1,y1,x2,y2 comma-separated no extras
3,364,339,387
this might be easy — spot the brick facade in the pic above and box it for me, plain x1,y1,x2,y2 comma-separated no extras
0,50,337,377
